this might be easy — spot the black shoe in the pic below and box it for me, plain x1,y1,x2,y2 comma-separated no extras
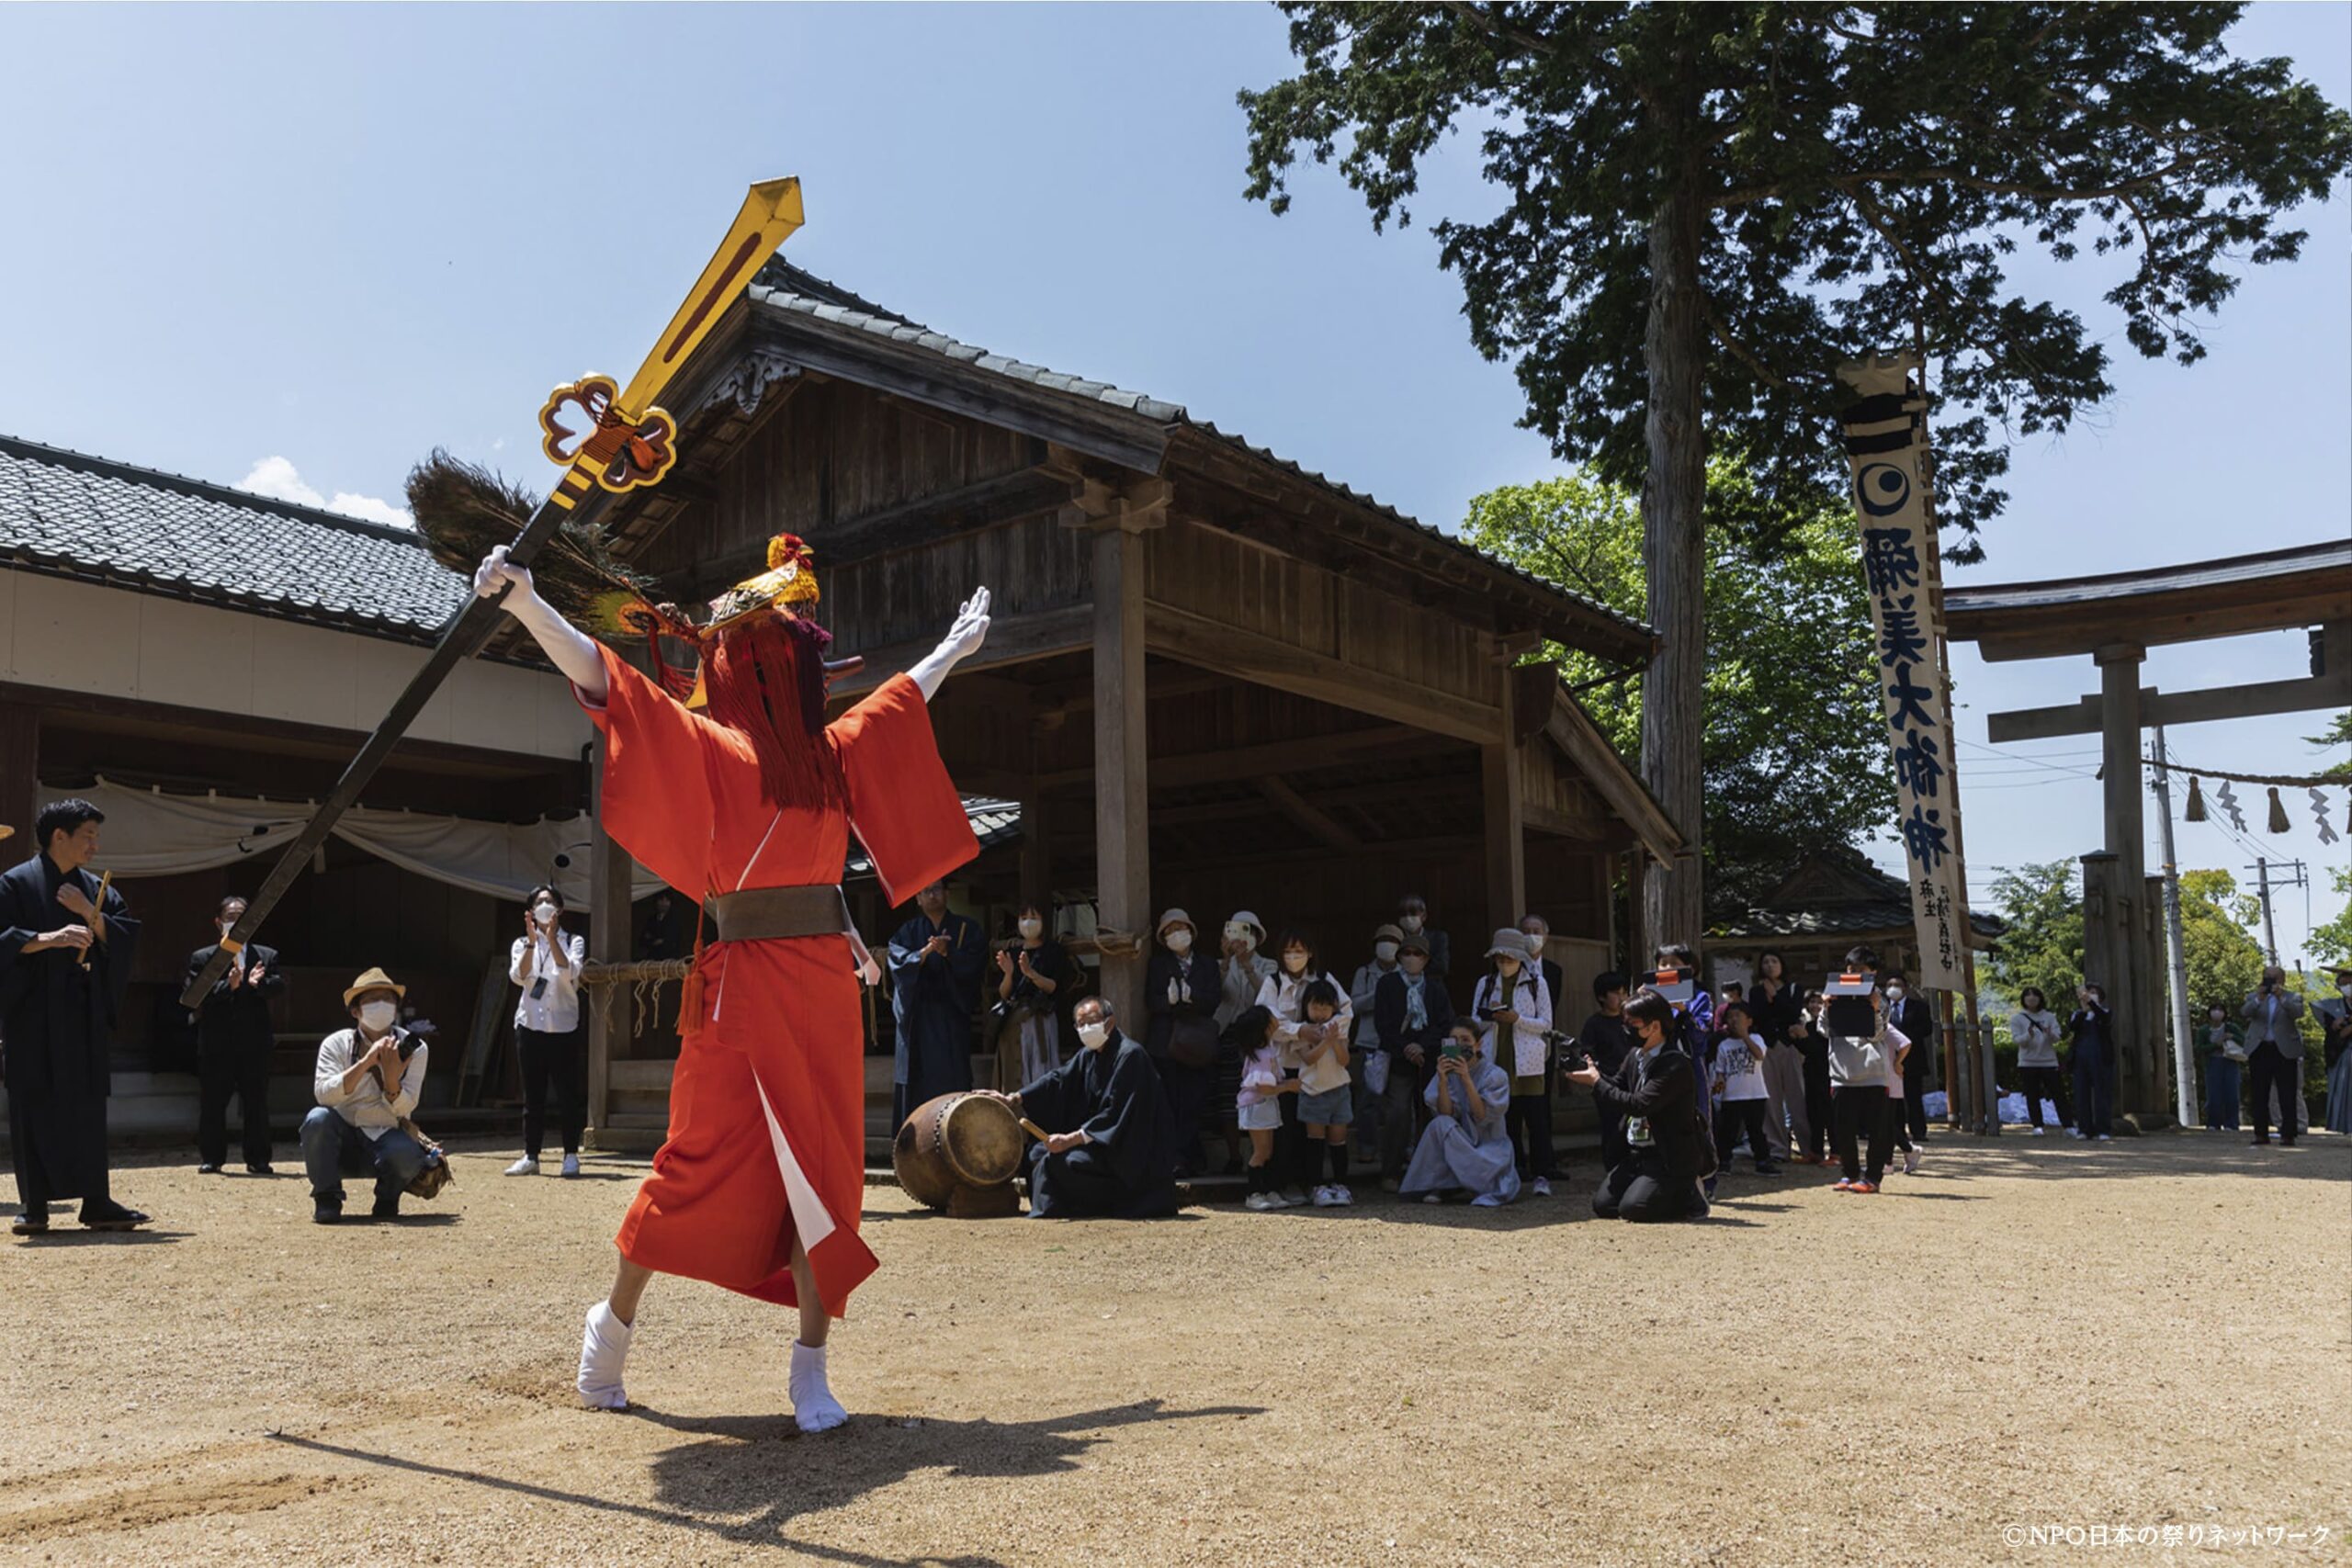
246,1163,274,1176
2251,1136,2271,1145
11,1209,49,1236
312,1201,342,1224
370,1199,401,1220
198,1163,224,1175
80,1205,150,1232
1756,1162,1783,1175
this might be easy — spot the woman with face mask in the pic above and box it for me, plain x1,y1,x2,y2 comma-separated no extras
2009,987,2067,1135
2323,969,2352,1135
992,904,1071,1091
187,894,285,1175
507,885,588,1178
1144,909,1221,1177
2197,998,2245,1133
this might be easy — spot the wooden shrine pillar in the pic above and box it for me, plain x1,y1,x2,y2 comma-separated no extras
0,702,36,857
1091,514,1151,1028
2096,644,2154,1112
1481,673,1526,937
585,731,630,1146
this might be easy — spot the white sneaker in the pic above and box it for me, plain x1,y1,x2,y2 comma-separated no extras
560,1153,582,1178
1309,1184,1339,1208
504,1156,538,1177
577,1302,631,1410
1328,1183,1354,1206
789,1340,848,1434
2030,1127,2045,1136
1280,1188,1308,1208
1244,1190,1281,1213
1903,1149,1921,1176
1531,1177,1553,1198
2096,1134,2112,1142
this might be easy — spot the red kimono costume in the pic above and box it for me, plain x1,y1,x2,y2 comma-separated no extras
580,646,975,1314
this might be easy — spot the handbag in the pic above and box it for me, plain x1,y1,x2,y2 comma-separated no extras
396,1117,456,1200
1167,1012,1219,1068
1363,1048,1391,1097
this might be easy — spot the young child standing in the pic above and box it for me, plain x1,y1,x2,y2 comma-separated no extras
1883,1021,1919,1176
1227,1005,1301,1211
1294,980,1355,1207
1255,933,1352,1205
1711,1000,1779,1175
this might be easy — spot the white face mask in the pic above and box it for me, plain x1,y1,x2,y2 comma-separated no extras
2339,983,2352,999
1282,953,1309,976
1886,986,1905,1001
1521,932,1545,954
358,1000,399,1033
1374,940,1399,964
1077,1021,1111,1050
533,901,560,925
1165,929,1193,953
1398,915,1423,933
1019,918,1043,940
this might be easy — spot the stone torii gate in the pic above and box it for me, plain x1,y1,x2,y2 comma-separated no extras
1943,539,2352,1120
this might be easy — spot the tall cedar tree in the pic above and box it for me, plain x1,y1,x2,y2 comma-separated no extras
1240,4,2352,943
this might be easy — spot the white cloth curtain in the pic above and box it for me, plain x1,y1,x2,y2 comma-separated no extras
59,778,665,905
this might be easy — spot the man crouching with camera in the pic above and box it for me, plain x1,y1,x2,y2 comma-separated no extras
1565,987,1708,1223
300,967,437,1224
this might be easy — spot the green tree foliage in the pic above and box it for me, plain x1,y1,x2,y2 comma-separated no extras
2177,869,2268,1014
1984,861,2084,1015
2304,710,2351,783
1460,463,1890,912
1240,4,2352,931
2308,866,2352,971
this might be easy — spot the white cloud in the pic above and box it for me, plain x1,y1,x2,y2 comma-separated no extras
239,456,412,529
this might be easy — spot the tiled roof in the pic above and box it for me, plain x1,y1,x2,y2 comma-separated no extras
0,434,465,641
748,260,1652,649
1716,899,2005,942
845,796,1020,880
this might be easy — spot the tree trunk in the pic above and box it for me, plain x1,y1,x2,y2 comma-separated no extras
1637,168,1708,951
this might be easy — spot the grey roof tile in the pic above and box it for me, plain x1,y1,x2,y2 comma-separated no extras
0,434,465,642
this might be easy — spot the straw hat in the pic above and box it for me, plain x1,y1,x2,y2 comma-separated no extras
341,966,407,1007
1484,928,1532,961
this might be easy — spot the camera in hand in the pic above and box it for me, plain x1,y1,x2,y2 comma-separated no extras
1647,966,1696,1011
1823,971,1878,1037
1440,1042,1466,1060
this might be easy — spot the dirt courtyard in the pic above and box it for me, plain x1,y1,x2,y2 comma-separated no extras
1,1130,2343,1566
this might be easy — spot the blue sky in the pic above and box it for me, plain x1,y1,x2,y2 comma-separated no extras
4,3,2345,962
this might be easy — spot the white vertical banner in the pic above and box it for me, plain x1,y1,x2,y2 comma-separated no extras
1837,354,1971,990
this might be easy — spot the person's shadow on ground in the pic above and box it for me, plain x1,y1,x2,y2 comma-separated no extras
276,1397,1262,1564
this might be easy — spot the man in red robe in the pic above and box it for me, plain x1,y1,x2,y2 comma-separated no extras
475,537,989,1432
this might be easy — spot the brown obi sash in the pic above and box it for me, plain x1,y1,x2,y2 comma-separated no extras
705,885,854,943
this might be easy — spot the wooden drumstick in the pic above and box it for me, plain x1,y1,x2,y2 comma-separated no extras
1019,1117,1051,1143
77,870,111,971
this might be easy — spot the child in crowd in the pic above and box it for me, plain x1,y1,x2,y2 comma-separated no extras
1883,1014,1918,1176
1295,980,1355,1207
1254,932,1352,1205
2197,1000,2245,1133
1227,1006,1301,1212
1473,929,1555,1196
1711,1000,1779,1175
1397,1021,1519,1206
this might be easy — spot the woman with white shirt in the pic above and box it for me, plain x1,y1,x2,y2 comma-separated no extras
1469,929,1555,1195
507,884,588,1178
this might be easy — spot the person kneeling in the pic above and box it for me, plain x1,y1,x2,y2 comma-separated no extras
1397,1023,1520,1207
1001,997,1179,1218
301,967,435,1224
1567,988,1708,1223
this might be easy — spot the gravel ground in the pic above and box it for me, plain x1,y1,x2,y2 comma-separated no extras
2,1130,2344,1566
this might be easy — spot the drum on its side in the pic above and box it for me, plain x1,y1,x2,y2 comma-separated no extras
893,1091,1025,1210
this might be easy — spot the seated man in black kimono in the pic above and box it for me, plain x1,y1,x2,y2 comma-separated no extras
1000,996,1178,1219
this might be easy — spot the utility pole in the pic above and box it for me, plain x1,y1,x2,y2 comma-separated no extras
2150,728,2195,1127
2245,857,2309,967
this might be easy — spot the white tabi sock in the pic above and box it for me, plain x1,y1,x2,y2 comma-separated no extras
789,1339,848,1434
578,1301,633,1410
